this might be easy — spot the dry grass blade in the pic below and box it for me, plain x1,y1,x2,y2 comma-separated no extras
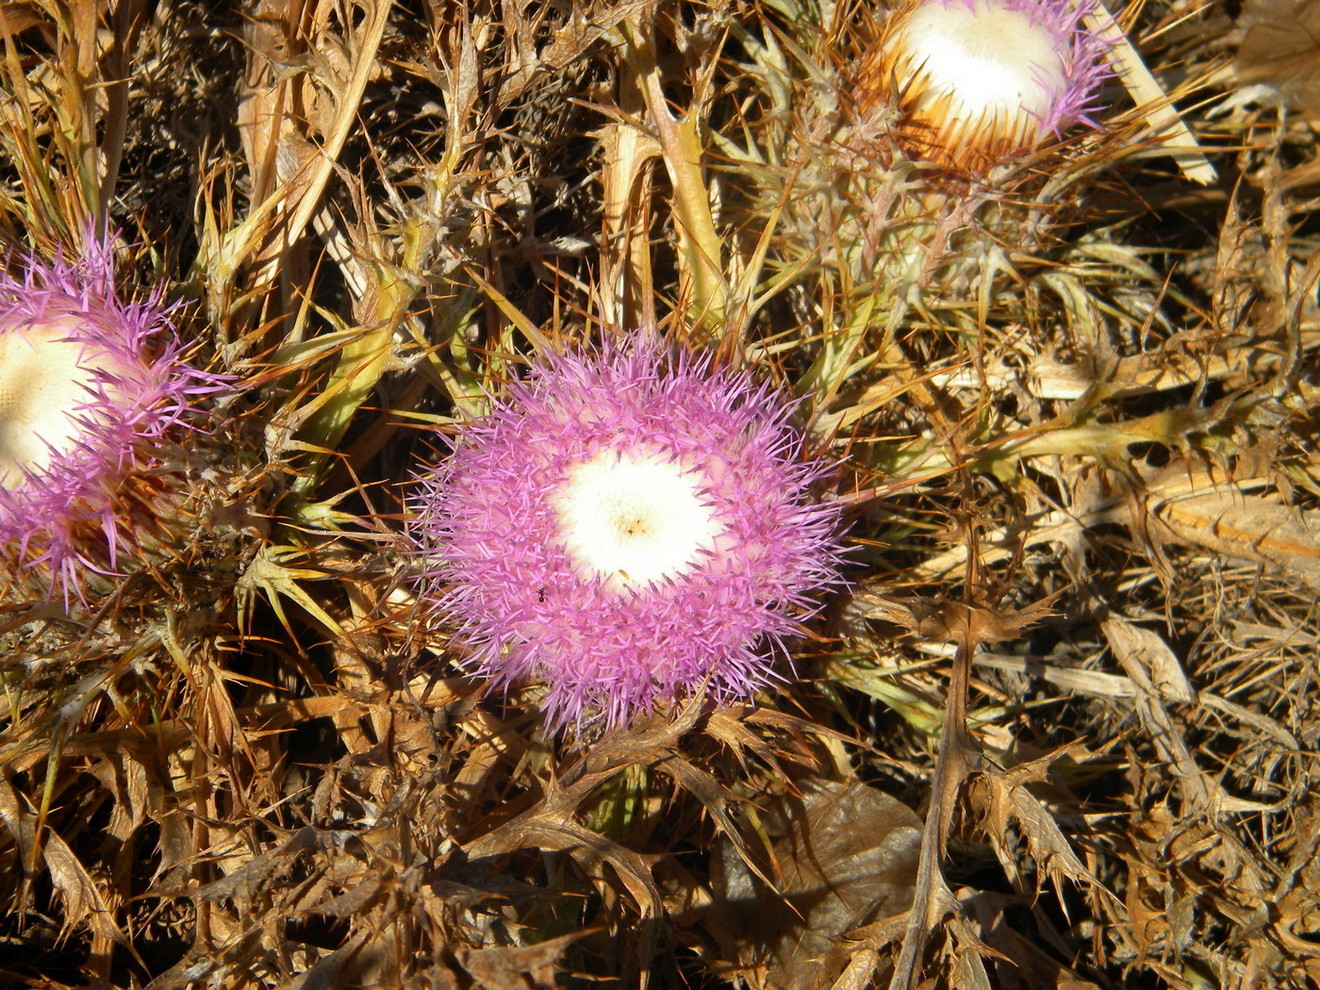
1084,3,1217,184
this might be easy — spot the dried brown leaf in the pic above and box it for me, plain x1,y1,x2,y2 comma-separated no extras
178,826,320,903
507,819,661,919
1101,617,1278,824
658,754,777,891
273,930,378,990
1099,616,1196,705
947,919,995,990
711,780,922,990
0,3,44,35
913,597,1058,647
41,827,128,946
457,930,594,990
1235,0,1320,117
0,773,36,866
1153,484,1320,592
969,754,1097,897
960,891,1104,990
541,0,653,70
703,709,787,777
83,753,151,841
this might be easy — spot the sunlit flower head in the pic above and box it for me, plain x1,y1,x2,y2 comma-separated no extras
407,337,846,732
0,235,224,603
858,0,1110,170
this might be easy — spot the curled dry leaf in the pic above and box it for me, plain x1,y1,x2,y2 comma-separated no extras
457,930,595,990
1099,615,1196,705
708,779,922,990
853,594,1057,647
968,760,1096,898
907,459,1320,593
1235,0,1320,117
0,775,127,947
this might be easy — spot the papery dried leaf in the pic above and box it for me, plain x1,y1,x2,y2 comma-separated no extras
541,0,654,71
1153,486,1320,592
703,708,786,777
504,819,661,918
457,930,593,990
1235,0,1320,117
860,594,1057,647
273,930,377,990
1100,619,1275,819
179,826,320,903
947,919,994,990
84,753,151,841
2,775,130,946
711,780,922,990
960,891,1103,990
1099,616,1196,705
0,774,36,866
309,877,384,919
0,3,44,36
913,597,1058,647
658,754,777,890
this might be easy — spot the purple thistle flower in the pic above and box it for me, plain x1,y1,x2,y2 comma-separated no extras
0,235,225,604
407,338,847,733
859,0,1111,170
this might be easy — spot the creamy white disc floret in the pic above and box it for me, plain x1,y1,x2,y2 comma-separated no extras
0,320,120,486
895,0,1064,130
552,446,725,593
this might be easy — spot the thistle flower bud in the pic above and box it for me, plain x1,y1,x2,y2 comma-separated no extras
0,236,226,604
858,0,1109,170
407,338,847,733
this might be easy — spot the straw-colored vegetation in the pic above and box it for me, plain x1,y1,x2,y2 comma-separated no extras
2,0,1319,987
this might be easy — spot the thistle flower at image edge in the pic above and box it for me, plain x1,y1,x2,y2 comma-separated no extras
407,339,847,732
857,0,1110,170
0,236,225,603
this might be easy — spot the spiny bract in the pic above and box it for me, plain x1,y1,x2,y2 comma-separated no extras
407,337,847,732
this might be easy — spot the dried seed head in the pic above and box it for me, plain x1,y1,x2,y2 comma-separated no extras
858,0,1109,170
407,337,847,733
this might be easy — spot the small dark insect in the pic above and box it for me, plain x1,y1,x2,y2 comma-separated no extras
537,586,547,603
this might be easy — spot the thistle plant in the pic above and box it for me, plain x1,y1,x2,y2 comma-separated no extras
698,0,1157,417
0,235,224,604
407,336,846,732
856,0,1109,171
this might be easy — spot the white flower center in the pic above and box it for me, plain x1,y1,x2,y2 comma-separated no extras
896,0,1064,132
552,447,725,594
0,320,121,487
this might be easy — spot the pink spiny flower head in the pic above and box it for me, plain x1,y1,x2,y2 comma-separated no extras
858,0,1111,171
0,233,226,604
407,336,847,733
